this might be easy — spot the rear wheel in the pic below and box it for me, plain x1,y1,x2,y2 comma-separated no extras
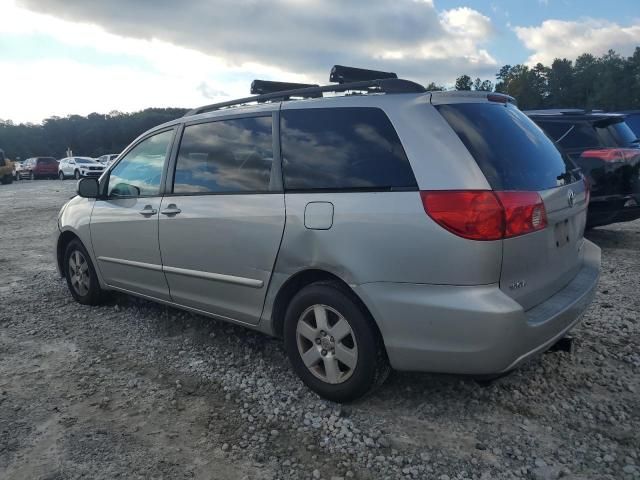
30,171,35,180
63,239,107,305
58,171,65,180
1,174,12,184
74,170,81,180
284,283,389,402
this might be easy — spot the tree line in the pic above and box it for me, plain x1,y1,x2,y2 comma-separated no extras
1,48,639,160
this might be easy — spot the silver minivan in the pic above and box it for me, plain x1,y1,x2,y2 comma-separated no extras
55,68,600,401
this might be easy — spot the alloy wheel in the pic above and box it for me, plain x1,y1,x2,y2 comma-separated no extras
68,250,90,296
295,304,358,384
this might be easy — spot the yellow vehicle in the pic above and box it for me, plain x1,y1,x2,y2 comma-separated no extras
0,149,14,184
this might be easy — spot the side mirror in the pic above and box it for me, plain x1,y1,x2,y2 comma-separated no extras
77,177,99,198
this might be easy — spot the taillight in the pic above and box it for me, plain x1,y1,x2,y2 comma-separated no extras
495,191,547,238
421,190,547,241
580,148,639,162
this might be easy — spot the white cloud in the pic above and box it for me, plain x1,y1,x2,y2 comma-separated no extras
515,18,640,65
1,0,499,122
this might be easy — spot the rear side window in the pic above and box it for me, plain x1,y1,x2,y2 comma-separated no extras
173,116,273,194
437,103,577,191
624,114,640,136
281,107,416,191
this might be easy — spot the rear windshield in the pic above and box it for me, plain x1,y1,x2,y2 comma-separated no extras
36,158,57,164
436,103,578,191
535,118,638,149
75,158,94,164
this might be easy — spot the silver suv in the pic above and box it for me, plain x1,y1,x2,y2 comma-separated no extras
55,66,601,402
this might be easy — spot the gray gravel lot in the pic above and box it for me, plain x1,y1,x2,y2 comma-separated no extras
0,179,638,480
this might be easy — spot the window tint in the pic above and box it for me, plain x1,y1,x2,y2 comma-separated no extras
594,119,637,147
108,129,173,197
437,103,578,191
281,107,416,191
173,117,273,194
624,114,640,137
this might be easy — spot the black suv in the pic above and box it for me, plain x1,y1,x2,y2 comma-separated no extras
526,109,640,228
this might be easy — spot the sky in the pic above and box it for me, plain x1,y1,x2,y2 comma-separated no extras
0,0,639,123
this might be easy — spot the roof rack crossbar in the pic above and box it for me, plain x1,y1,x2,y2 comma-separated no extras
184,78,426,117
250,79,320,96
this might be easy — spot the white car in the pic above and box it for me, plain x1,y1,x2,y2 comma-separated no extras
96,154,119,166
58,157,105,180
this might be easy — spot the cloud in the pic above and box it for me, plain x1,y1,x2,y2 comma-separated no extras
16,0,498,84
514,18,640,65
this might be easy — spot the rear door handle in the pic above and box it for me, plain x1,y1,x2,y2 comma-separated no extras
161,204,182,216
139,205,158,217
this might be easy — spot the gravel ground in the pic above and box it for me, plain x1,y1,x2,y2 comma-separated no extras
1,180,638,480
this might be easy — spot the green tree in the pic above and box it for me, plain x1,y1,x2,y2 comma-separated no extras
455,74,473,91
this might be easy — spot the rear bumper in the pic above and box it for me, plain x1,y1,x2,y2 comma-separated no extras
588,195,640,227
355,240,601,374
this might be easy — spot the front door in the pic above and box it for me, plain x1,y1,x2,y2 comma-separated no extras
158,115,285,325
90,129,175,300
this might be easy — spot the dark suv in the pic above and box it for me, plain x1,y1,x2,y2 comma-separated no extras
18,157,59,180
526,110,640,228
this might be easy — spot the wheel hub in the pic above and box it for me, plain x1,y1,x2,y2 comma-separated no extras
320,335,334,351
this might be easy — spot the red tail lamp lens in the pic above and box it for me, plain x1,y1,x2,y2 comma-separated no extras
421,190,547,241
420,191,504,240
580,148,639,162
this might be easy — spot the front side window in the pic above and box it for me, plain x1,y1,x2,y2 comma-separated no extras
173,116,273,194
281,107,416,191
108,129,174,197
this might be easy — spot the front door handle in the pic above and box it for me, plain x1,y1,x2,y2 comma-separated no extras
139,205,158,217
161,204,182,216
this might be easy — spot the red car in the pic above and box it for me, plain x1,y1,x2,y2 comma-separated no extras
17,157,59,180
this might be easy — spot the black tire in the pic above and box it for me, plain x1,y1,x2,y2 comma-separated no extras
59,171,65,180
283,282,389,403
1,175,11,185
63,239,107,305
74,170,81,180
30,171,35,180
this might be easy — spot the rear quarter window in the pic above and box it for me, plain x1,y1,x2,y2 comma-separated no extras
437,103,577,191
281,107,417,191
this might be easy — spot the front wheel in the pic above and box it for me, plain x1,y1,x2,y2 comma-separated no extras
74,170,81,180
30,171,35,180
283,283,389,402
63,239,107,305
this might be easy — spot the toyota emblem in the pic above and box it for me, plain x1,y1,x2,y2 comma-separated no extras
567,189,575,208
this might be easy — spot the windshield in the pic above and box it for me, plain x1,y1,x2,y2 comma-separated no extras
436,103,579,191
74,158,95,164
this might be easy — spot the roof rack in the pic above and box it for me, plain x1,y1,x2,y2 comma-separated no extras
250,79,320,96
184,77,426,117
329,65,397,84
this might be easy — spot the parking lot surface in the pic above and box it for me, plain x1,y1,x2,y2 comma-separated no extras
1,180,639,480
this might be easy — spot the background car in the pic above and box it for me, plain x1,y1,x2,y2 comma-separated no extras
0,149,14,184
18,157,58,180
58,157,106,180
526,109,640,228
96,154,119,166
13,160,23,180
